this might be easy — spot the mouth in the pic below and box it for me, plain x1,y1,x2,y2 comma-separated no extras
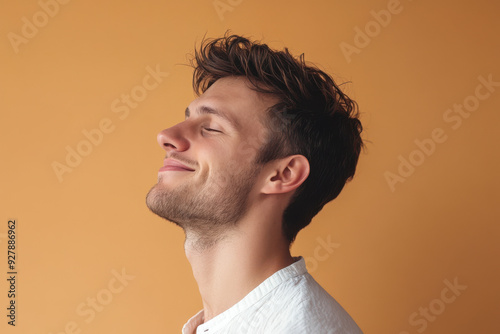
159,158,196,172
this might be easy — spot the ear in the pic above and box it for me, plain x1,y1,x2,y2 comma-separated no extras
261,155,310,195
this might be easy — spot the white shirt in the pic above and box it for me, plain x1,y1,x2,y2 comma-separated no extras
182,256,363,334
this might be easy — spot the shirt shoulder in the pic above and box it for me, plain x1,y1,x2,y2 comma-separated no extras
265,272,363,333
223,258,363,334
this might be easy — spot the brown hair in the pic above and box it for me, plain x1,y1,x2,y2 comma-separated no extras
191,33,364,243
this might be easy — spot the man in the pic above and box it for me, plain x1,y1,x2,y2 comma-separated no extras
146,34,364,333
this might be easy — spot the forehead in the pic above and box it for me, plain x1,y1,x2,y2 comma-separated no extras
190,76,277,131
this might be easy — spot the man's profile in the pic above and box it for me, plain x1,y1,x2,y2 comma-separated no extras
146,33,364,333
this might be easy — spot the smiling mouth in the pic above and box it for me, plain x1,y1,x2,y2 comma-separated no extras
159,158,195,172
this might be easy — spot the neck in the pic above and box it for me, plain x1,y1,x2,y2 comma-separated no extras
183,206,294,322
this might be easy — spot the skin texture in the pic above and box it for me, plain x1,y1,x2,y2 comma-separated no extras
146,76,310,321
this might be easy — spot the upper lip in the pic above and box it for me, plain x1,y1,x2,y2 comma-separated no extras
163,158,195,171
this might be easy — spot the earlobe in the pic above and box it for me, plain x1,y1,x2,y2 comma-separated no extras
262,155,310,195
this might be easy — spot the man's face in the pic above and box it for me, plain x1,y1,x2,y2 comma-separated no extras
146,76,276,241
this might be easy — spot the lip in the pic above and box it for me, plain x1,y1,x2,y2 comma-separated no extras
159,158,195,172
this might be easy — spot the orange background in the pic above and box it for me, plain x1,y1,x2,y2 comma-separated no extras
1,0,499,333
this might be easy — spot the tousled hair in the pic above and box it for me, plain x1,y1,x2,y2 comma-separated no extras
190,33,364,243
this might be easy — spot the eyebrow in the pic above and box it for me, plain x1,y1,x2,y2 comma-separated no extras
185,105,239,130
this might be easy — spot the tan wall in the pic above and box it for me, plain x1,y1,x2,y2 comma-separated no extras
1,0,499,333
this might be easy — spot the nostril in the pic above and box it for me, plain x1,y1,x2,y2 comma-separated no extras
163,142,176,149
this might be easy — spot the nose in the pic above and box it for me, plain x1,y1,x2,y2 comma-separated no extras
157,122,190,153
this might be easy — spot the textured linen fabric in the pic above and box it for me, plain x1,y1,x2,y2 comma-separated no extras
182,256,363,334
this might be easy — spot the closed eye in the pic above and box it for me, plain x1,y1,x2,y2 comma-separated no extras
203,127,222,133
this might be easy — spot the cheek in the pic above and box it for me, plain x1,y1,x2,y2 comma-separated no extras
198,138,255,175
203,152,240,182
236,140,260,164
